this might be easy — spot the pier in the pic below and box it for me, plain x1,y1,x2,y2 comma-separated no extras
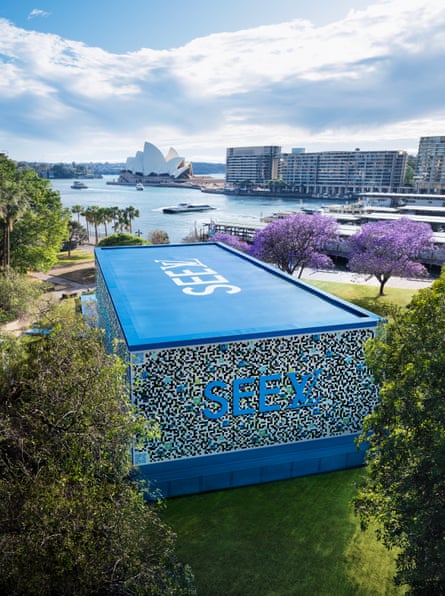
203,222,262,243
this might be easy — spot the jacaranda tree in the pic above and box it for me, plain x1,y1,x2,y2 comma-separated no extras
354,271,445,593
347,218,433,296
251,213,338,277
211,232,250,253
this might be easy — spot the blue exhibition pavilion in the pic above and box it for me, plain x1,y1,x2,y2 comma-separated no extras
95,243,381,497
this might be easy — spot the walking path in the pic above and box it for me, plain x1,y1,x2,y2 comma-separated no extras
30,261,95,299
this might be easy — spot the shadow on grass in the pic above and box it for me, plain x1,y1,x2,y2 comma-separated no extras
349,296,394,317
57,268,96,286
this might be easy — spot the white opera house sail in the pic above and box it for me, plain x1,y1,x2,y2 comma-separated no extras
117,142,193,185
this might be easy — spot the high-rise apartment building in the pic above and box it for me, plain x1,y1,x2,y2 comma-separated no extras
280,149,407,196
225,146,281,185
416,136,445,193
225,145,407,196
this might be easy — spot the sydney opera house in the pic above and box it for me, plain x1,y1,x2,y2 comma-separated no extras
116,142,193,185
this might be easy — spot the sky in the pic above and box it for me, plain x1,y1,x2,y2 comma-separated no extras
1,0,445,164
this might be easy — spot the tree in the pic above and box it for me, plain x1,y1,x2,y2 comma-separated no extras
0,269,45,323
71,204,83,224
97,232,147,247
148,229,170,244
0,309,195,595
0,156,29,269
250,212,337,277
66,220,89,257
347,218,433,296
354,271,445,593
123,206,140,233
0,156,69,273
83,205,102,245
211,232,250,252
101,206,116,237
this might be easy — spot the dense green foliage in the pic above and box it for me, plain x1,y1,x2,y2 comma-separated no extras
97,232,148,246
73,205,141,243
0,311,195,595
0,155,69,272
0,269,45,323
354,271,445,593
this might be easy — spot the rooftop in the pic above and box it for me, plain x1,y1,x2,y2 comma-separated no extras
95,243,380,351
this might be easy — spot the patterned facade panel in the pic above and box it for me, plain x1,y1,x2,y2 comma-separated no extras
131,329,378,465
96,266,129,362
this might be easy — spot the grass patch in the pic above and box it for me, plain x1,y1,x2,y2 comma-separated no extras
162,279,418,593
55,248,94,267
164,469,405,595
302,278,419,315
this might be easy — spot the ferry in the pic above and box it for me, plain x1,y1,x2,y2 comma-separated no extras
162,203,216,214
71,180,88,189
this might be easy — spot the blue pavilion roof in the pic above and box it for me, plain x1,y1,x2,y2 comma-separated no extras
95,243,380,351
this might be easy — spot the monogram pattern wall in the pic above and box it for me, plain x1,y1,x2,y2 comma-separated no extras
130,329,378,465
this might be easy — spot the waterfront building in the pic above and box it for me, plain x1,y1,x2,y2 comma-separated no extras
95,242,381,497
225,146,281,186
280,148,407,197
415,136,445,193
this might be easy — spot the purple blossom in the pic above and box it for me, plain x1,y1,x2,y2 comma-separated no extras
251,213,338,277
347,218,433,295
211,232,250,253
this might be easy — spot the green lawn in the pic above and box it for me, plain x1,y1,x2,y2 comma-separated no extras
162,279,420,595
163,468,406,595
302,278,420,314
55,247,94,267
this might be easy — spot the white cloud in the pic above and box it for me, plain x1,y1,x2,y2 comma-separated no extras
1,0,445,161
28,9,51,20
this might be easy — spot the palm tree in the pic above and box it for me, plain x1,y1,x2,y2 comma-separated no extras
110,206,121,232
123,206,140,233
83,205,101,245
81,207,90,240
101,207,115,238
116,209,127,232
0,177,28,270
71,204,83,224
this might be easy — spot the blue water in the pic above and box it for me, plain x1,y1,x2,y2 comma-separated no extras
51,175,346,244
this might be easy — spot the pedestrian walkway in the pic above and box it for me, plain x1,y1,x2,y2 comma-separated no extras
30,261,95,299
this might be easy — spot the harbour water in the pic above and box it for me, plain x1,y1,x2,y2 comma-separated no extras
51,175,347,244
